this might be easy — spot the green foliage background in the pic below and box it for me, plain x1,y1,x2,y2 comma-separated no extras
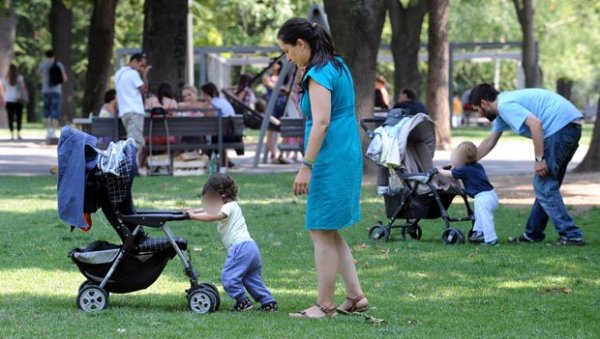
9,0,600,118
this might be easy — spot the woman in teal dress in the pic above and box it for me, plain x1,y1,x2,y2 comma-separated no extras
277,18,368,318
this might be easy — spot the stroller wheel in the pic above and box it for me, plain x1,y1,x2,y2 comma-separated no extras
408,225,423,240
77,285,108,312
187,289,214,314
199,283,220,312
78,280,92,292
368,225,390,242
441,228,465,245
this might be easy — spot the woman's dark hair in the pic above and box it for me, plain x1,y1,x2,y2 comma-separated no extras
104,89,116,103
7,64,18,86
277,18,341,71
45,50,55,58
238,74,253,91
157,82,174,104
468,83,499,107
202,173,238,202
201,82,219,98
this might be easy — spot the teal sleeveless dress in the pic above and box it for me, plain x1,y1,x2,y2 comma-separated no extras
300,57,362,230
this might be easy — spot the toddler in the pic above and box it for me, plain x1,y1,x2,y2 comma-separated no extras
184,173,278,311
437,141,499,245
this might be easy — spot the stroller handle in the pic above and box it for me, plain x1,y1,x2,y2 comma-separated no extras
359,117,385,138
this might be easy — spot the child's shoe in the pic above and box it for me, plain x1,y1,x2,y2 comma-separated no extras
232,297,253,312
260,301,278,312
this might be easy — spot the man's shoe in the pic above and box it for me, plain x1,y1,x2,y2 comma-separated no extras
469,231,484,243
483,239,499,246
507,234,541,243
555,237,585,246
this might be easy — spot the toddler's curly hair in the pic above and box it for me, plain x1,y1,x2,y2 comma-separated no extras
201,173,238,202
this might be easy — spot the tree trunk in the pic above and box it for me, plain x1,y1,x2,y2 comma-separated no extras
574,97,600,173
49,0,74,123
82,0,117,117
512,0,542,88
323,0,388,174
142,0,188,92
388,0,427,102
0,0,16,129
556,77,573,100
426,0,451,150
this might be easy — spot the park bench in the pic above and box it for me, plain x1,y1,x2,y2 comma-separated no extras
277,117,305,155
90,115,245,157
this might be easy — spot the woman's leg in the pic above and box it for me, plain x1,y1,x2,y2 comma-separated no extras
6,102,16,136
334,231,368,310
291,230,338,317
266,130,275,160
15,103,23,134
312,230,337,307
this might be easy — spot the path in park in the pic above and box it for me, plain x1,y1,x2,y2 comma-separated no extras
2,136,598,207
0,136,589,176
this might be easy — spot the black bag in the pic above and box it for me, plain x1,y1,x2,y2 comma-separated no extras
49,61,64,86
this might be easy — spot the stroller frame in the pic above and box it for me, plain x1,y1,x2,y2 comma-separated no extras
360,116,475,245
74,191,221,314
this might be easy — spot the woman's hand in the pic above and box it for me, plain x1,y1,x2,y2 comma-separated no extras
293,166,312,196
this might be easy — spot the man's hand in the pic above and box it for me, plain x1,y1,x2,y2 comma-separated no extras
535,159,548,177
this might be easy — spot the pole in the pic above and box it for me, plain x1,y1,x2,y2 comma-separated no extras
186,0,194,86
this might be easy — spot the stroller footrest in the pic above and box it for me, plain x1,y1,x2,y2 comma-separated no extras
137,237,188,252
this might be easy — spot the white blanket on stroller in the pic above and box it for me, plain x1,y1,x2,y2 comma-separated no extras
366,117,414,168
96,138,137,175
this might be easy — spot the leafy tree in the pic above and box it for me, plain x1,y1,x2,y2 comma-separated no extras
426,0,451,149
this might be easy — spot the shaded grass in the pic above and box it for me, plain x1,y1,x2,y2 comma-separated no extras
0,174,599,338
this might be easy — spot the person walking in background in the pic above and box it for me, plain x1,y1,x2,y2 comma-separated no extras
262,59,289,164
278,18,368,318
374,75,390,110
115,52,149,174
3,64,28,140
393,88,428,115
38,50,68,139
469,83,585,246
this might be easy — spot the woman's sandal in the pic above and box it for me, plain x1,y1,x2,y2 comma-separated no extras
289,303,337,318
337,295,369,314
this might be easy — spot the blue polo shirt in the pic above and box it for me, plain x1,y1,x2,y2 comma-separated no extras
451,163,494,198
493,89,582,138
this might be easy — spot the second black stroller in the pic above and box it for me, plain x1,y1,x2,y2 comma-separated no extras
361,110,475,245
57,127,220,313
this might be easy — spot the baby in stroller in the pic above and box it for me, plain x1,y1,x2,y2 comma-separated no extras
437,141,499,245
184,174,278,312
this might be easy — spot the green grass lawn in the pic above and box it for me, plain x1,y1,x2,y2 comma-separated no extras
0,174,598,338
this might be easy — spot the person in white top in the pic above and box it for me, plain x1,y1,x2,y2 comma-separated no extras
184,174,278,312
114,53,149,173
3,64,28,140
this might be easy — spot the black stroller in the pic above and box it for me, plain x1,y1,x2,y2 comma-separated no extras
360,110,475,245
57,127,219,313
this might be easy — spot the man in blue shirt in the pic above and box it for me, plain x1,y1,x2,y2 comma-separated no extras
468,84,584,246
